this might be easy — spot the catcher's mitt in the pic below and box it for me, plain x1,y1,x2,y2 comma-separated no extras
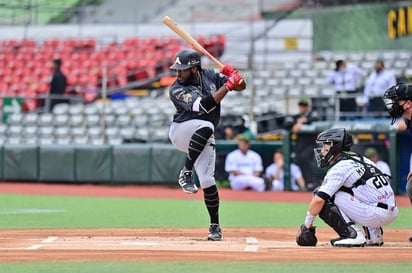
296,224,317,246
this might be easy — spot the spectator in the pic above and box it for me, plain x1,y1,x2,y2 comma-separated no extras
362,59,396,114
364,147,391,176
265,149,306,191
49,58,67,112
224,115,255,141
284,98,320,190
224,135,265,192
326,59,365,116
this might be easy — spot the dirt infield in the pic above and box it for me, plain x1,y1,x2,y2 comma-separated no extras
0,228,411,262
0,182,411,262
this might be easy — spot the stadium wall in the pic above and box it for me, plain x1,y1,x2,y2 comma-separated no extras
0,135,408,195
280,2,412,51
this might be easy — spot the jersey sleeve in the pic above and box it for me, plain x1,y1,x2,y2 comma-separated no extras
169,84,201,112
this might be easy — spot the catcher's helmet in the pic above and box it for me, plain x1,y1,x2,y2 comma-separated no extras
170,49,201,70
314,128,353,168
382,83,412,124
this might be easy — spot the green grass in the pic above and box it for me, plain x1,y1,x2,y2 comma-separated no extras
0,193,411,229
1,193,411,272
0,261,411,273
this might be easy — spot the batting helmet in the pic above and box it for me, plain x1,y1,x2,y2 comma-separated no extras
314,128,353,168
383,83,412,124
170,49,201,70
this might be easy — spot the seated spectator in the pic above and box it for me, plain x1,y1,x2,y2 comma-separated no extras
224,135,265,192
265,150,306,191
224,115,255,140
364,147,391,176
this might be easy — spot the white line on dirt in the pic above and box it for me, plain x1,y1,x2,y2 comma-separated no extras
42,236,58,244
246,237,258,244
26,236,58,250
26,244,44,250
244,237,259,252
120,241,163,246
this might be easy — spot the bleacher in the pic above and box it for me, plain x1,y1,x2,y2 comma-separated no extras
2,44,412,144
0,35,225,110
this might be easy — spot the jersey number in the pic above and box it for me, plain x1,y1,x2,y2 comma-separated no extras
372,176,389,189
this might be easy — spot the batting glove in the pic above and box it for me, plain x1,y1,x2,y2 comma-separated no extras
221,64,235,77
224,70,242,91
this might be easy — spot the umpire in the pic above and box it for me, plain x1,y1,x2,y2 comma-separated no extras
383,83,412,243
168,48,245,241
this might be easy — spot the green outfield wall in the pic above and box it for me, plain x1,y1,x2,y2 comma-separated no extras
266,2,412,51
0,132,406,194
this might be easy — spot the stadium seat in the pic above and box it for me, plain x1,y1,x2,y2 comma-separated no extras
53,103,70,115
23,126,38,138
7,125,23,137
38,126,54,138
39,137,55,145
85,115,100,127
6,113,23,125
71,126,87,137
54,114,70,126
69,114,85,127
72,135,89,145
38,113,54,126
55,136,72,145
119,127,135,139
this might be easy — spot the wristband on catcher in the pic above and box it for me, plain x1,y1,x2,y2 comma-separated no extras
304,211,315,226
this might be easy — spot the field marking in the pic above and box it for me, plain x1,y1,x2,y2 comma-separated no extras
0,209,66,215
121,241,163,246
42,236,58,243
244,237,259,252
26,244,44,250
26,236,59,250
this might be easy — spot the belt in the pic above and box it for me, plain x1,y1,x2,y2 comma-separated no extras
377,202,396,211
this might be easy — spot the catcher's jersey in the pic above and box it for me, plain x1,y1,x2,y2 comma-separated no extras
169,68,227,127
319,154,396,206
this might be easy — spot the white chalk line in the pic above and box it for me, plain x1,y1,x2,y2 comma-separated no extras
25,236,58,250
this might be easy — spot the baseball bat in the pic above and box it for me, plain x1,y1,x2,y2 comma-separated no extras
162,16,224,69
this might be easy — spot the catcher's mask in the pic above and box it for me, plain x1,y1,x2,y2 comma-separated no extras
314,128,353,168
170,48,201,70
383,83,412,125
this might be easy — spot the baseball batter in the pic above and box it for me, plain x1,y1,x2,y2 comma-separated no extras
383,83,412,242
168,48,245,240
296,128,398,247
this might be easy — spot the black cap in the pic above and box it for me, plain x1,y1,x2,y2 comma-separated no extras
170,49,201,70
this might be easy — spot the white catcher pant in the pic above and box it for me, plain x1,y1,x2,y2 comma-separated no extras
334,191,398,236
169,120,216,189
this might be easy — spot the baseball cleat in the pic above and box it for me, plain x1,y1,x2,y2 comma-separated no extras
331,229,366,247
409,235,412,243
365,227,384,246
208,224,222,241
178,168,198,194
366,237,384,246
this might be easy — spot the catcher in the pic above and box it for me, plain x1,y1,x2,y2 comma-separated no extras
296,128,398,247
